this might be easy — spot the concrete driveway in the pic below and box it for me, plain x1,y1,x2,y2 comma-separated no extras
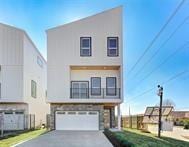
15,131,113,147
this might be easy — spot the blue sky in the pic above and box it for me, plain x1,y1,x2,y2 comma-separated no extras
0,0,189,114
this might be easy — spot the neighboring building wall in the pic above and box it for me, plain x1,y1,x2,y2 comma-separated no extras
23,34,49,127
0,24,24,102
0,23,49,127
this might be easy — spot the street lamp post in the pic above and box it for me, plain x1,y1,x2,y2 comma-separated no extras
157,85,163,138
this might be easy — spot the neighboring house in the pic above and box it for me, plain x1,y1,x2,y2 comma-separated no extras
46,7,123,130
0,23,49,130
171,111,189,125
143,106,173,133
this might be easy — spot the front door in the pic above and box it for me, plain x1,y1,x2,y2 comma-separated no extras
71,81,89,98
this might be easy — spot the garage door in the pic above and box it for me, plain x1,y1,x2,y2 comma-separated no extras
3,112,24,130
55,111,99,130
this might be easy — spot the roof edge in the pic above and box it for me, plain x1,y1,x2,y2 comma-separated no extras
46,5,123,33
0,22,46,63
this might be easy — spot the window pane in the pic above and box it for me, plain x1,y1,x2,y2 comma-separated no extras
81,49,90,56
91,77,101,95
37,56,43,68
106,77,116,96
107,88,116,95
92,78,100,87
107,37,118,56
82,39,90,48
109,39,117,48
109,49,117,55
80,37,91,56
107,77,116,88
31,80,37,98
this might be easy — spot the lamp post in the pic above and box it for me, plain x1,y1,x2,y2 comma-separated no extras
157,85,163,138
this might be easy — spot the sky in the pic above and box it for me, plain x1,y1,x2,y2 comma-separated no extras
0,0,189,115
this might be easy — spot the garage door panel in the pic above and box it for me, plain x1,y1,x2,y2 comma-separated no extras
56,111,99,130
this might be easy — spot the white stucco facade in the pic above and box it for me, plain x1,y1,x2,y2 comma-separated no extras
47,7,123,130
0,23,49,127
47,7,123,104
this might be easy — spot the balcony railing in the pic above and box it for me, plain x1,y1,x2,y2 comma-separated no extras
70,88,120,99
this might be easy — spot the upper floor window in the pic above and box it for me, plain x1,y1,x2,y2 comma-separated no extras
106,77,116,96
31,80,37,98
107,37,119,57
80,37,91,56
37,56,43,68
91,77,101,95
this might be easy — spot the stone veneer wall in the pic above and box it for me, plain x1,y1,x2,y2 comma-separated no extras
0,103,28,114
50,104,104,130
110,107,116,128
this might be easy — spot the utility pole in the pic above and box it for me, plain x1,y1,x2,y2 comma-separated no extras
157,85,163,138
129,105,131,116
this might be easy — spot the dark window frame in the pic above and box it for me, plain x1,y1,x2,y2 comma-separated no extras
80,37,92,57
106,77,117,96
91,77,101,96
107,37,119,57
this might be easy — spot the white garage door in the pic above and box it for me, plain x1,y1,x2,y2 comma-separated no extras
55,111,99,130
3,112,24,130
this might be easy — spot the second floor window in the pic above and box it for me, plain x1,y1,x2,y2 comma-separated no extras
37,56,43,68
91,77,101,95
80,37,91,56
107,37,119,56
31,80,37,98
106,77,116,96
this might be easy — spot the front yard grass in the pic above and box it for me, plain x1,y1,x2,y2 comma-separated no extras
0,129,47,147
114,128,189,147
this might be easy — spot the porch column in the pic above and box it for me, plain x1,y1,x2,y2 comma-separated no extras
117,104,121,130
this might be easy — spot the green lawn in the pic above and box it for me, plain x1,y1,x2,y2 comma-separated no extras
0,129,47,147
114,128,189,147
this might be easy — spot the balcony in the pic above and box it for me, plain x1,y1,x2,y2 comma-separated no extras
70,88,120,99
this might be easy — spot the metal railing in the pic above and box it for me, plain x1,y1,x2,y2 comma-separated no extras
70,88,120,99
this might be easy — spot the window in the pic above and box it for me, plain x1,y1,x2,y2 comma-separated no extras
80,37,91,56
91,77,101,95
37,56,43,68
106,77,116,96
31,80,37,98
15,111,24,114
68,112,76,115
71,81,89,98
78,112,87,115
107,37,119,56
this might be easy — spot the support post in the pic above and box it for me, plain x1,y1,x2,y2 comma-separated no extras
117,104,121,130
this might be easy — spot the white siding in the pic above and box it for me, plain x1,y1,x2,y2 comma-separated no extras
47,7,123,103
23,34,49,126
0,23,49,127
0,24,23,102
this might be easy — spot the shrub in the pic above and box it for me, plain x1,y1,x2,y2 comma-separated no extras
184,121,189,129
104,129,134,147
